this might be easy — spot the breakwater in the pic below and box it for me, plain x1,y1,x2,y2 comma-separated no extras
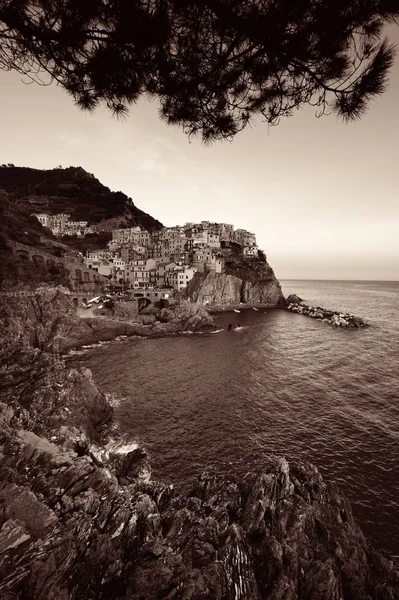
286,301,369,327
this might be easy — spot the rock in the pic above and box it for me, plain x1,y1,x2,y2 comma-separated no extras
139,314,156,325
0,403,14,425
139,303,160,316
0,484,57,538
116,448,151,484
184,271,284,307
286,294,303,305
3,420,398,600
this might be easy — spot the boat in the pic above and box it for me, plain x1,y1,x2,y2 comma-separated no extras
233,309,240,313
252,307,258,311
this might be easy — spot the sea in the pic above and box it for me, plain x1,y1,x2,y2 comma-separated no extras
68,280,399,555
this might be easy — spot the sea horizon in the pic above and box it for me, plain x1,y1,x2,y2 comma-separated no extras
281,278,399,283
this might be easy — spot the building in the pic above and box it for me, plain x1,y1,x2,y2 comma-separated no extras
192,249,224,273
124,258,156,288
219,223,234,241
169,267,197,291
155,261,177,287
233,229,257,247
33,213,52,228
207,232,220,248
121,244,148,263
243,246,259,258
147,241,170,260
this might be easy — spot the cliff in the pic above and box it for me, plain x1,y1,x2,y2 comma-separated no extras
184,269,284,307
1,293,399,599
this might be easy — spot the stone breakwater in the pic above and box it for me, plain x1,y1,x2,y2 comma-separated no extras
286,302,369,328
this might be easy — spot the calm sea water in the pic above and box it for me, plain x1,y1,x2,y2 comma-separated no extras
69,280,399,555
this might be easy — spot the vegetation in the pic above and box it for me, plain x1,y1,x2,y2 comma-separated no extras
0,189,70,289
0,1,398,141
0,245,70,289
0,189,48,248
225,255,276,282
61,232,113,253
0,166,163,230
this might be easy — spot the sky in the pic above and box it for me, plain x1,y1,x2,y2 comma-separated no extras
0,26,398,281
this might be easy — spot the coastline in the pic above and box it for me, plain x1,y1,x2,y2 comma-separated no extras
206,302,280,314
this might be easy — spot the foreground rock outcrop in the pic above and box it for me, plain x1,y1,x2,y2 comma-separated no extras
184,270,284,307
1,405,398,599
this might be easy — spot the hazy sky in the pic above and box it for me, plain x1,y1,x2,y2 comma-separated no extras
0,25,398,280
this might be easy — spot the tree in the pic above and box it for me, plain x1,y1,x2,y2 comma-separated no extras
0,1,398,142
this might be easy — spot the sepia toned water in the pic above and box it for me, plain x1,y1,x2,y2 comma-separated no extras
70,280,399,554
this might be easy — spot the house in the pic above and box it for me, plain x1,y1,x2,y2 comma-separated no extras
243,246,259,258
219,223,234,241
169,267,197,291
207,232,220,248
233,229,257,247
147,241,170,259
155,261,177,287
121,244,148,263
192,248,224,273
33,213,52,228
124,258,156,288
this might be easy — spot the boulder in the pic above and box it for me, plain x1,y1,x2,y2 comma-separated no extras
285,294,303,305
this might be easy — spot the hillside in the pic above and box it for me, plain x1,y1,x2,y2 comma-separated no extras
0,189,76,289
0,165,163,230
0,165,163,288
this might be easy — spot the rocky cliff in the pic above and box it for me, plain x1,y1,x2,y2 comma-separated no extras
184,270,284,307
1,293,399,599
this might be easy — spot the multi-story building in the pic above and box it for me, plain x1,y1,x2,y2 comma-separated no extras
33,213,52,228
169,267,197,291
192,249,224,273
207,232,220,248
130,230,151,247
219,223,234,241
147,240,170,260
233,229,257,247
64,220,90,236
124,258,156,288
168,236,186,254
155,261,177,287
243,246,259,258
121,244,148,263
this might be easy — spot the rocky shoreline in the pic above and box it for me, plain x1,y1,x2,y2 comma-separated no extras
206,302,274,314
62,300,215,352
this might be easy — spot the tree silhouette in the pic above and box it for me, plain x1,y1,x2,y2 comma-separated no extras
0,0,397,141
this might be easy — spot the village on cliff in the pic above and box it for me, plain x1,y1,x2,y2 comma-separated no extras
33,212,259,299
